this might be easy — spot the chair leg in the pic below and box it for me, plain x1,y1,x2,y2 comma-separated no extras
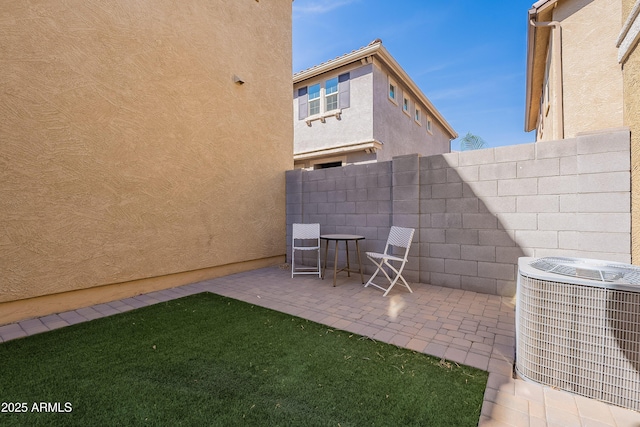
396,263,412,292
292,248,322,278
382,270,400,297
365,258,413,297
381,262,413,297
366,261,395,295
378,261,397,295
364,258,384,288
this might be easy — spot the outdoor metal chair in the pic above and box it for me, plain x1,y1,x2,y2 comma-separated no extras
364,226,415,296
291,223,322,278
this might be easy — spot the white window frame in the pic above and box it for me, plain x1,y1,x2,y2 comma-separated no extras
307,77,343,118
414,107,422,125
402,95,411,117
426,116,433,134
308,83,321,116
388,76,398,105
324,77,339,112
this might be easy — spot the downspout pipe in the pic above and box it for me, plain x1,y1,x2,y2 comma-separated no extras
530,17,564,139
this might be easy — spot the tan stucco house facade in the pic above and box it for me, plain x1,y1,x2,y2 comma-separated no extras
619,0,640,262
293,40,457,170
0,1,293,324
524,0,640,262
525,0,624,141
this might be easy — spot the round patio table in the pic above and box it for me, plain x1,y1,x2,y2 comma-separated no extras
320,234,365,287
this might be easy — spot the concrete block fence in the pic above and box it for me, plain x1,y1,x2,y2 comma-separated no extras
286,128,631,296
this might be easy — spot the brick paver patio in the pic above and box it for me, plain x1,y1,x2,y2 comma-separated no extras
2,265,640,426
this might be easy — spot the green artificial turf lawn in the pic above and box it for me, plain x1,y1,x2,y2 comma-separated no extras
0,293,488,426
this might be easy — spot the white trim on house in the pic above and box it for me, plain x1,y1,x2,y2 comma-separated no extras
388,75,399,105
525,0,560,133
294,40,457,139
402,94,411,117
293,140,384,162
617,0,640,64
304,109,343,126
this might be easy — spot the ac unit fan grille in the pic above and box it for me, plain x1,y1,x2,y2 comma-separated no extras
529,256,640,284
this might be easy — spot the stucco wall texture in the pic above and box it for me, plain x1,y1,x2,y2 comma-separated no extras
0,2,292,307
371,62,451,160
557,0,623,138
538,0,624,142
294,64,375,155
624,0,640,263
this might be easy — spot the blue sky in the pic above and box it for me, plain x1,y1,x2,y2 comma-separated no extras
293,0,537,149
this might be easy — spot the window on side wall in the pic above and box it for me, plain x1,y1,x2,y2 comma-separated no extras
388,77,398,104
402,95,410,116
414,107,421,125
426,117,433,134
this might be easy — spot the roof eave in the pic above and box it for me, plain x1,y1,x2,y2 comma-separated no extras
524,0,559,132
293,42,457,140
292,43,382,84
376,46,458,139
524,7,539,132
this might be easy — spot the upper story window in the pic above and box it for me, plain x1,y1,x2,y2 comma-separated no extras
427,117,433,134
388,77,398,104
325,77,339,111
414,107,421,125
308,84,321,116
402,95,410,116
298,73,350,121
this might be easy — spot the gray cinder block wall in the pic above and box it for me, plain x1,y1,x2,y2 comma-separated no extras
286,128,631,296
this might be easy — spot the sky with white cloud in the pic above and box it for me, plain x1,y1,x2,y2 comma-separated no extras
293,0,537,148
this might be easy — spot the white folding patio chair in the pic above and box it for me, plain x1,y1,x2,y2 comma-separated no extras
291,223,322,278
364,226,415,296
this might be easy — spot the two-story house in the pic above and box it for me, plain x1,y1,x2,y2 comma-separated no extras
293,39,457,170
524,0,640,262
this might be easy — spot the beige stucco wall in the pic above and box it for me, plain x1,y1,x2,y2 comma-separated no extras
371,60,451,161
0,1,292,322
537,0,624,141
623,0,640,263
558,0,623,137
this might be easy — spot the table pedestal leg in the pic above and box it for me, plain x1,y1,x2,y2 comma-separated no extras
346,241,351,277
322,240,329,280
333,240,339,287
355,240,364,284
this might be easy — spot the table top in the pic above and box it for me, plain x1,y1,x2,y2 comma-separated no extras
320,234,365,241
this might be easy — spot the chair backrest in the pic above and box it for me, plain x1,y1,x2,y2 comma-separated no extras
292,223,320,244
384,226,415,259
